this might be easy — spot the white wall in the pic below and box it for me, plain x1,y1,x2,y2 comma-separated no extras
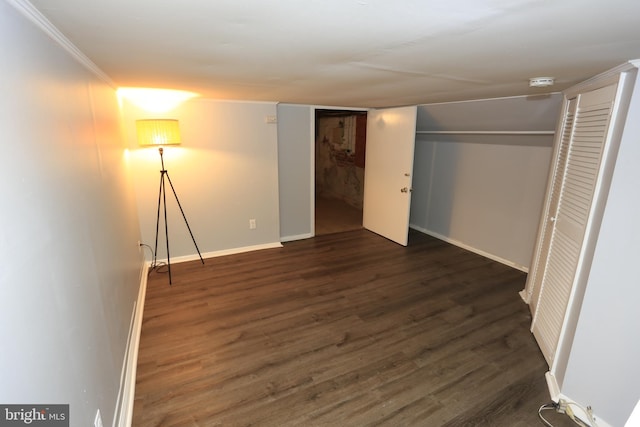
122,98,281,261
410,95,562,270
0,2,142,426
560,75,640,427
277,104,313,241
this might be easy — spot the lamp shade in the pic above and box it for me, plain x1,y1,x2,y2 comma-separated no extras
136,119,181,146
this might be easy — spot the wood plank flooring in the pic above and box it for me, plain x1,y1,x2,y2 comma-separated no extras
315,196,363,236
133,229,573,426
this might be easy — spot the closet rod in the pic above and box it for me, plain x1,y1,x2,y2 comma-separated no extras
415,130,555,135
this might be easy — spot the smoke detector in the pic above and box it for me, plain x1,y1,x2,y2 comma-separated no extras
529,77,555,87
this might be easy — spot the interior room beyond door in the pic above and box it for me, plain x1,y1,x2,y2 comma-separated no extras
315,109,367,235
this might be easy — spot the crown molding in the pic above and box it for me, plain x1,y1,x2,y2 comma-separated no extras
6,0,116,88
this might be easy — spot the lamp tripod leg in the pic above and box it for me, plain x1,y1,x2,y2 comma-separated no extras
164,172,205,264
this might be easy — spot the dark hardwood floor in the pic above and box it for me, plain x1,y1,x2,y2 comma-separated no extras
133,229,574,426
315,196,362,236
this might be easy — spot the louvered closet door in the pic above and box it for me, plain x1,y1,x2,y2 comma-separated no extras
531,83,618,366
526,98,576,316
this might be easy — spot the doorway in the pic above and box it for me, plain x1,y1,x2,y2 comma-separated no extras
314,109,367,235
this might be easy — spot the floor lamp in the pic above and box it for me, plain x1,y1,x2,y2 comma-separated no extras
137,119,204,285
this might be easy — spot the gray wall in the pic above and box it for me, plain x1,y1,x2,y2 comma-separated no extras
410,94,562,270
0,3,142,426
277,104,313,241
122,99,282,259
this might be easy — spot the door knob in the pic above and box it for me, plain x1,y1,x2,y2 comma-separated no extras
401,187,409,193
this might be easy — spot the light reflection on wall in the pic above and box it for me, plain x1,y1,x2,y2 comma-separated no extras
117,87,199,113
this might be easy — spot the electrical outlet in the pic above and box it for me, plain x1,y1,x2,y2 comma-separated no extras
137,240,142,252
249,219,256,229
94,409,103,427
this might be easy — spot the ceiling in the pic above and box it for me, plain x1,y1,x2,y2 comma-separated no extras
29,0,640,108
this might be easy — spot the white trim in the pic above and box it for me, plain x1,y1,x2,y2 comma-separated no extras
415,130,554,135
309,107,316,237
311,104,369,112
518,289,530,303
200,98,278,106
280,233,314,242
409,224,528,272
157,242,283,264
112,302,135,427
419,92,561,107
546,371,561,402
564,61,638,98
113,260,149,427
6,0,116,87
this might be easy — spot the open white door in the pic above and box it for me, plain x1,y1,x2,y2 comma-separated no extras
363,106,417,246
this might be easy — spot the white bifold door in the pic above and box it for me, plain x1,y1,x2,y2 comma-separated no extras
362,106,417,246
528,82,618,366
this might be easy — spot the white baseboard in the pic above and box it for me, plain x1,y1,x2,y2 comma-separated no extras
545,371,614,427
518,289,531,304
409,224,529,272
280,232,314,242
157,242,283,264
113,261,149,427
545,371,561,403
